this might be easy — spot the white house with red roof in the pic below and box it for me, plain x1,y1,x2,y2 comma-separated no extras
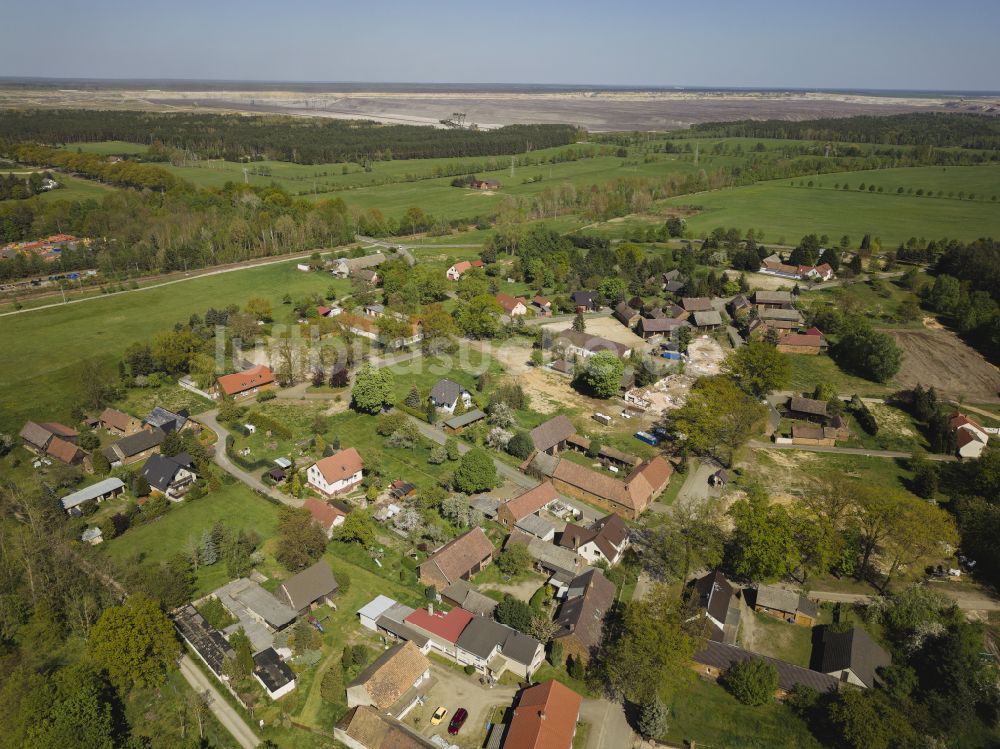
446,259,483,280
303,497,347,537
307,448,364,497
949,412,990,459
496,292,528,316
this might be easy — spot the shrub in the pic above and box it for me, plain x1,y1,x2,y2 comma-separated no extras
464,665,476,675
724,658,778,706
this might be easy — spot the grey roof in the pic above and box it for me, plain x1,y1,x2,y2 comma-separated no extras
173,604,234,677
555,569,615,651
19,421,53,449
530,415,576,453
340,252,386,270
820,627,891,688
358,595,397,622
514,514,556,539
376,614,429,648
613,302,639,324
81,527,103,542
277,560,339,611
509,530,583,578
754,290,793,305
469,495,501,518
60,478,125,510
253,647,296,692
753,585,819,619
528,451,560,478
141,453,192,493
665,280,685,293
444,409,486,429
692,310,723,327
441,580,497,617
760,308,803,322
555,329,630,357
108,427,166,459
695,571,736,625
571,291,596,306
218,578,297,630
145,406,188,432
682,297,714,312
455,615,540,666
639,317,689,334
695,641,840,693
788,397,828,417
430,378,466,406
663,269,681,282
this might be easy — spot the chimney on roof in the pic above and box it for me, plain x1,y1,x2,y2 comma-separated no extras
539,710,546,720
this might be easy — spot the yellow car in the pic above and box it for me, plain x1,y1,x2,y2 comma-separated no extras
430,707,448,726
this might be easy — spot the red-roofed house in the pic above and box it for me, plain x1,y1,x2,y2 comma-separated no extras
215,365,276,400
404,605,474,657
949,412,990,459
503,680,583,749
532,295,552,317
496,293,528,316
307,448,364,497
446,260,483,281
418,527,495,590
547,456,672,519
303,497,347,537
496,481,560,528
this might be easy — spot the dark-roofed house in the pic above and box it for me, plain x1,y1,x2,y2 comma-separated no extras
100,407,141,436
637,316,690,340
275,559,339,615
20,421,81,463
821,626,891,688
570,291,597,311
693,641,840,696
503,680,583,749
144,406,189,433
441,579,498,617
103,427,166,467
753,290,794,309
506,530,585,585
172,604,234,678
347,641,431,711
418,527,495,591
786,396,829,423
613,302,641,328
728,294,753,318
496,481,560,528
692,310,723,329
253,647,297,700
530,415,577,456
751,585,818,627
558,513,630,566
553,569,615,665
141,453,197,499
336,705,439,749
455,613,545,679
682,297,714,312
429,378,472,414
694,570,741,644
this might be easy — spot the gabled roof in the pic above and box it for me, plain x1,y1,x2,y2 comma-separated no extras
60,478,126,510
455,614,541,665
695,570,736,625
613,302,639,324
570,291,595,305
311,447,364,485
145,406,188,432
39,422,78,439
496,292,528,314
760,308,803,322
108,427,165,459
304,497,347,531
253,647,296,694
141,453,193,492
682,297,714,312
753,290,793,305
348,641,430,710
638,317,689,334
555,569,615,651
779,334,823,348
444,409,487,430
430,378,466,406
624,457,674,507
507,530,583,579
278,560,339,611
337,706,439,749
502,481,560,522
753,585,818,619
692,310,723,327
820,626,891,688
558,514,629,561
530,415,576,453
949,412,987,436
216,365,275,396
47,436,83,463
100,407,135,432
695,641,840,693
554,330,630,357
504,680,583,749
441,580,498,617
19,421,54,449
419,527,495,585
533,295,551,307
515,514,556,539
788,396,828,417
404,606,474,644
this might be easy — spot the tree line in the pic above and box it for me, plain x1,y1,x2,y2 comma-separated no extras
0,110,581,163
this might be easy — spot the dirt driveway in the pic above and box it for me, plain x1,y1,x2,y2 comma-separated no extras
541,316,647,350
405,663,518,748
888,325,1000,402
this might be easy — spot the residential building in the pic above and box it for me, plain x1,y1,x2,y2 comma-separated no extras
346,641,431,711
613,302,641,328
446,259,483,280
694,641,840,696
440,579,498,617
553,569,615,665
404,605,474,658
429,378,473,414
455,614,545,680
541,455,673,519
557,513,630,566
304,497,347,537
682,297,714,312
950,412,991,459
553,329,632,359
275,559,339,615
317,304,342,318
99,407,141,436
144,406,190,433
821,626,891,688
331,252,386,279
570,291,597,311
215,365,276,400
336,706,438,749
637,316,690,340
503,680,583,749
103,427,166,467
253,647,297,700
418,527,495,590
530,415,576,456
693,570,741,644
728,294,753,318
307,447,364,497
786,396,829,422
141,452,197,499
60,477,126,514
20,420,79,457
751,585,819,627
532,295,552,316
506,530,585,587
496,481,560,528
496,292,528,316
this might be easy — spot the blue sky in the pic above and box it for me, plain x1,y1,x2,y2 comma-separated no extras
1,0,998,90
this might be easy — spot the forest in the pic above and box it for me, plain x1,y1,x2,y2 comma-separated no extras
686,112,1000,150
0,110,581,163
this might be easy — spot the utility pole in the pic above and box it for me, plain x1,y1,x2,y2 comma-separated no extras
243,167,249,184
694,144,699,165
510,156,515,179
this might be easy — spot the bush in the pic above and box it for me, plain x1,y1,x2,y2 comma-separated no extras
257,389,277,402
507,430,534,459
723,658,778,706
849,395,878,435
464,665,476,675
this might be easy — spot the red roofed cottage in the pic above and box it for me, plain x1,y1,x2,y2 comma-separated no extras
307,448,364,497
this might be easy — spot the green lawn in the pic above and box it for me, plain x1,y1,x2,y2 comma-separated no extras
786,353,896,398
665,676,822,749
739,611,815,668
23,173,120,203
61,141,150,156
0,260,344,433
663,165,1000,245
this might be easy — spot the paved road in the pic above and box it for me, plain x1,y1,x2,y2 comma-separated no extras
747,439,957,462
580,698,636,749
196,409,303,507
178,655,260,749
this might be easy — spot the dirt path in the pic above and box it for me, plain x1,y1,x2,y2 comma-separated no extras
748,440,957,461
179,655,260,749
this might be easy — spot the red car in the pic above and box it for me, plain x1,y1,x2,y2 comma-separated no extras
448,708,468,735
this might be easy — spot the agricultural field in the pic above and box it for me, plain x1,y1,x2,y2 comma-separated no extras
888,325,1000,402
0,260,346,433
662,165,1000,244
62,140,150,156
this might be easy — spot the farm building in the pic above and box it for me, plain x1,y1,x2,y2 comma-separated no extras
99,407,142,436
346,641,430,711
553,569,615,665
558,513,630,566
496,481,560,528
751,584,819,626
418,527,495,590
820,626,891,689
275,559,339,615
60,477,126,514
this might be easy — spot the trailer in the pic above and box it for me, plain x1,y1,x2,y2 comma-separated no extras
593,413,613,426
635,431,660,446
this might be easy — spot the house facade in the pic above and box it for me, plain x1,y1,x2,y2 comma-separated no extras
215,365,276,400
307,448,364,497
445,259,483,280
428,378,473,414
418,527,495,590
495,481,560,528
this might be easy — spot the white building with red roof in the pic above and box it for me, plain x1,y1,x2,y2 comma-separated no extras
307,448,364,497
949,412,990,459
